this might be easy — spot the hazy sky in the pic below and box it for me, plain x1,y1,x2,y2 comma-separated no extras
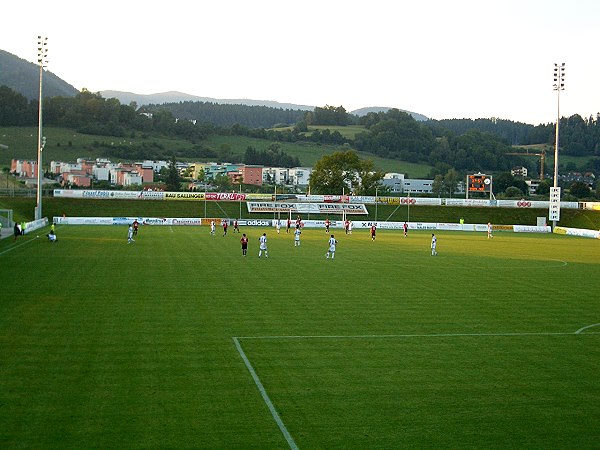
2,0,598,125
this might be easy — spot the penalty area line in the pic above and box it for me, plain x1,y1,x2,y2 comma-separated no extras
232,337,299,450
235,329,600,340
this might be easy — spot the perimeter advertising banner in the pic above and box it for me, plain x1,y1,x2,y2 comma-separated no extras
246,202,368,215
553,226,600,239
164,192,206,201
53,217,203,226
377,197,442,206
54,189,165,200
54,189,274,202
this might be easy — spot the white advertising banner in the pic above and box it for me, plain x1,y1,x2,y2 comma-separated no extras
246,202,368,215
297,195,351,203
54,189,165,200
22,217,49,234
445,199,492,207
554,226,600,239
496,199,577,209
513,225,551,233
53,216,203,226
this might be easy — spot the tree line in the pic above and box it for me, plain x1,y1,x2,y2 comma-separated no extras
2,84,600,178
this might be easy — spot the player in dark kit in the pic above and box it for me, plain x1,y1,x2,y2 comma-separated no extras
240,233,249,256
133,219,139,236
370,224,377,241
222,220,228,237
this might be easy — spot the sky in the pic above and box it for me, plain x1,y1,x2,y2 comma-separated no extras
1,0,598,125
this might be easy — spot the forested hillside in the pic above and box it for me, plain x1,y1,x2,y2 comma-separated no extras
145,101,306,128
0,50,78,100
1,84,600,181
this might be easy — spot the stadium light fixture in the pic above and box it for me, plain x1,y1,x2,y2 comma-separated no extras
36,36,48,221
551,62,565,228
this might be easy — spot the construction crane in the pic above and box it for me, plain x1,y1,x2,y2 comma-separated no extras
506,148,546,180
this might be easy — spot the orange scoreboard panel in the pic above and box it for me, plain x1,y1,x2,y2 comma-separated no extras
468,174,491,192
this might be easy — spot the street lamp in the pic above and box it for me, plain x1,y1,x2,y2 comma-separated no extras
35,36,49,220
550,62,565,228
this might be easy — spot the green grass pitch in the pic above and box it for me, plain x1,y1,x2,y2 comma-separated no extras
1,226,599,448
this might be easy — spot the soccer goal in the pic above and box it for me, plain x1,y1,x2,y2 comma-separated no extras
0,209,13,235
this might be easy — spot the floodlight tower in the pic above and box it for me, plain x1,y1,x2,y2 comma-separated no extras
550,63,565,228
35,36,49,221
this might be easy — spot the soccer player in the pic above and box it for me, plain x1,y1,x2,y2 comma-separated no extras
370,224,377,241
128,224,135,244
403,222,408,237
431,233,437,256
222,220,228,237
258,233,268,258
325,217,331,233
276,220,281,234
233,219,239,233
133,219,139,236
294,226,301,247
286,218,291,234
326,234,338,259
487,222,493,239
210,220,216,236
240,233,249,256
47,230,57,242
344,219,349,234
348,220,353,234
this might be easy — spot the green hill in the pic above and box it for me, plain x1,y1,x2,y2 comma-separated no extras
0,126,433,177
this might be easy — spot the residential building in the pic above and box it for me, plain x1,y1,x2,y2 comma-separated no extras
382,173,405,193
239,165,263,186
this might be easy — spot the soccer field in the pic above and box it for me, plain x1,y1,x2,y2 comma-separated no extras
1,226,599,448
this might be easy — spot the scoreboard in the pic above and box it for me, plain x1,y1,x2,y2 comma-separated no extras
467,174,492,192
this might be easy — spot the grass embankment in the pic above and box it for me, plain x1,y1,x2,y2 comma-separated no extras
1,197,599,229
0,126,434,177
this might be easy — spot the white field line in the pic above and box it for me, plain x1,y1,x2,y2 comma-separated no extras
233,337,299,450
0,236,39,255
575,323,600,334
235,329,600,341
234,327,598,449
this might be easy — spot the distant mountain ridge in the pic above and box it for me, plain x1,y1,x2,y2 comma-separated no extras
102,90,428,121
100,90,316,112
0,48,428,121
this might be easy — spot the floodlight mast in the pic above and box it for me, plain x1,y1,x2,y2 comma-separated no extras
36,36,48,221
551,62,565,228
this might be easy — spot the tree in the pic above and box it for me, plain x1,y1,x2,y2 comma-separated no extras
431,174,445,198
443,168,460,197
213,174,232,191
165,156,181,191
535,179,552,196
504,186,524,198
312,105,349,126
309,150,384,195
569,181,592,199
